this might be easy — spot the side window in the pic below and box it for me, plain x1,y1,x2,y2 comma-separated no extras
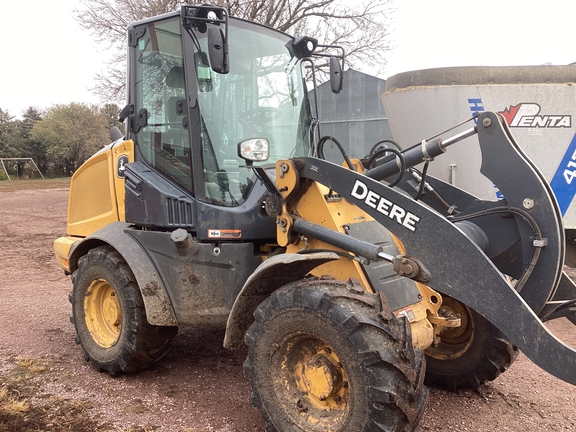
134,18,192,192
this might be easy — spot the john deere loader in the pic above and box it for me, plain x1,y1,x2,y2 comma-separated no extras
54,5,576,431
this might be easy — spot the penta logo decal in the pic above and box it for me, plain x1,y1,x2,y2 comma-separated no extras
500,103,571,128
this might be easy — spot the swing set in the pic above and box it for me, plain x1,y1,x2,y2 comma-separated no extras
0,158,44,181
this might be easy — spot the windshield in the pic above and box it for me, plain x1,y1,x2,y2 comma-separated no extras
191,20,312,206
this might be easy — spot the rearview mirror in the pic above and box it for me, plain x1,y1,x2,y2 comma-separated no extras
208,27,229,74
330,57,343,94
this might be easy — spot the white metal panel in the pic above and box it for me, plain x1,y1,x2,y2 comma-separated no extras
382,67,576,227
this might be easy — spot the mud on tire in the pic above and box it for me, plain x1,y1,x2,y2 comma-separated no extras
425,295,518,390
71,245,177,375
244,279,428,432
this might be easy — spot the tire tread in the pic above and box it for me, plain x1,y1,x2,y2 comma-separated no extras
245,278,427,432
71,245,177,375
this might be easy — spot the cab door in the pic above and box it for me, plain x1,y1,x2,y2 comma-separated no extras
129,16,193,194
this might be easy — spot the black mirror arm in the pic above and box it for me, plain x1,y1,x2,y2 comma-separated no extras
247,162,281,197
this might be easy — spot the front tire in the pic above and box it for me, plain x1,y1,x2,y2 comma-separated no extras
71,246,177,375
425,295,518,390
244,279,427,432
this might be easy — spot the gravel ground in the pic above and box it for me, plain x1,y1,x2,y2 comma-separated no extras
0,181,575,431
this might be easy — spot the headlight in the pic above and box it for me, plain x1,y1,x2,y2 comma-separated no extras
238,138,270,162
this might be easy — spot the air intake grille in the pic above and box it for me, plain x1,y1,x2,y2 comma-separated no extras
166,197,194,227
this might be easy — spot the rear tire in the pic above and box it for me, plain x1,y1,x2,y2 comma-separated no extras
244,279,427,432
425,295,518,390
71,246,177,375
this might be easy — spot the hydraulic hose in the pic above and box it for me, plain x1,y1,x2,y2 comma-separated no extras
449,206,543,292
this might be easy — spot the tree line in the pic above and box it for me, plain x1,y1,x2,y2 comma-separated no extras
0,103,123,178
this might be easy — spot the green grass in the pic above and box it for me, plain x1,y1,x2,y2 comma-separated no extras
0,177,70,190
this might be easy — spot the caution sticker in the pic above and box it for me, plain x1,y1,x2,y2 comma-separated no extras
208,229,242,239
396,307,416,322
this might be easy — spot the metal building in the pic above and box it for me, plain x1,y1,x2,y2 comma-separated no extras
312,69,393,163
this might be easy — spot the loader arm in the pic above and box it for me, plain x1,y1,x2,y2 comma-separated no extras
278,111,576,385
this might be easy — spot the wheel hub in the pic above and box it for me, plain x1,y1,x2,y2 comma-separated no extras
84,279,122,348
298,354,343,401
426,297,474,360
291,345,348,413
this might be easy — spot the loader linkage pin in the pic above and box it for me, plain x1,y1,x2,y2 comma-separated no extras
391,256,431,283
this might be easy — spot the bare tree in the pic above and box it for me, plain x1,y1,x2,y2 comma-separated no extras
76,0,393,102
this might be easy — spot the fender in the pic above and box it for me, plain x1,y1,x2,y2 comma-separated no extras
69,221,178,326
223,251,339,350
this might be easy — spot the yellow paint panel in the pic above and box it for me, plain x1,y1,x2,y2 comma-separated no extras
284,180,374,292
66,140,134,237
67,150,116,236
53,236,82,272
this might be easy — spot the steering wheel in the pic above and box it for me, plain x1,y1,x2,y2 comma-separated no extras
238,107,282,133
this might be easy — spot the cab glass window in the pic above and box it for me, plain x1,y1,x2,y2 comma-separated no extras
134,18,193,193
190,21,312,206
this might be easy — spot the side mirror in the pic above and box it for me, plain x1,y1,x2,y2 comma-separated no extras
182,5,229,74
110,126,124,142
330,57,343,94
208,27,229,74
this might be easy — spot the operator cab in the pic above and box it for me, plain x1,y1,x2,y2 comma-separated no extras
121,6,341,240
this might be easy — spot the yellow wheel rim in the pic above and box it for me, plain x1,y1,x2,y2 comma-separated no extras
275,335,349,429
426,297,474,360
84,279,122,348
294,346,347,411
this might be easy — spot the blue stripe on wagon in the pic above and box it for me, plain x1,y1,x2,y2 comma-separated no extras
550,133,576,216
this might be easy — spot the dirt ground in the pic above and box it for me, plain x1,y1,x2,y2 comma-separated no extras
1,179,575,431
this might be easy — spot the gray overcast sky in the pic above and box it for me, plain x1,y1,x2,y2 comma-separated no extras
1,0,575,118
1,0,108,118
386,0,576,77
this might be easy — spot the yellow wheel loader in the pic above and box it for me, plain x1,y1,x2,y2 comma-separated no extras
54,5,576,431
